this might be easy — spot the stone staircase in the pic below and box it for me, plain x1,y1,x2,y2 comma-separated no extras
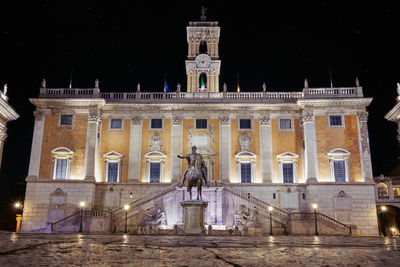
50,210,111,233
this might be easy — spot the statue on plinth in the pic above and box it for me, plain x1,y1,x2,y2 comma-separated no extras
178,146,209,200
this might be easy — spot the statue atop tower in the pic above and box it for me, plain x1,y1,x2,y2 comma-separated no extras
200,6,207,21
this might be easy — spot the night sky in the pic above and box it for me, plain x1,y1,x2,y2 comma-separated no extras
0,1,399,199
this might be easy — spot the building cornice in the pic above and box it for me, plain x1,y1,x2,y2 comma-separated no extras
297,98,372,109
30,98,106,109
0,98,19,122
385,101,400,122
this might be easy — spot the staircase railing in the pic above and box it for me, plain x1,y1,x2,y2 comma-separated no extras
51,211,80,233
111,181,180,225
215,181,290,224
290,212,352,235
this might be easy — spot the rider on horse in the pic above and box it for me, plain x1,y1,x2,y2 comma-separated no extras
177,146,208,200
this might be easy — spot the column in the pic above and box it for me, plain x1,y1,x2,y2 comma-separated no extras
187,73,191,93
209,72,214,93
301,112,319,182
219,116,231,182
259,115,273,183
26,111,45,180
128,117,142,182
170,117,183,182
357,112,373,182
206,73,210,91
0,124,7,171
215,72,219,92
84,110,101,181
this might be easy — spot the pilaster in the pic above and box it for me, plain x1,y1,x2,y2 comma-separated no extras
170,117,183,182
259,115,273,183
219,116,231,181
83,109,101,181
0,123,7,171
301,112,319,182
357,112,373,182
128,116,142,182
27,111,45,180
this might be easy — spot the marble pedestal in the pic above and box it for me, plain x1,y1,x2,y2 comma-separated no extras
180,200,208,235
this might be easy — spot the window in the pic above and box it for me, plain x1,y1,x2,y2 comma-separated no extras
279,119,292,130
282,163,294,183
328,149,350,182
235,151,256,183
103,151,124,183
150,162,161,183
110,119,123,129
196,119,207,129
151,119,163,129
107,162,119,182
199,41,207,54
145,151,166,183
51,147,73,180
329,115,343,127
239,119,251,130
60,114,73,126
55,159,67,180
333,160,346,182
241,163,251,183
277,152,298,183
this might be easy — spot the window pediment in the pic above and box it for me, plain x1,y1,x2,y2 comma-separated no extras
235,150,256,159
51,147,73,156
277,152,298,161
145,151,166,159
327,148,350,159
103,151,124,160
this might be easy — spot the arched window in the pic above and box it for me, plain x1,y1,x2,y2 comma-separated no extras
277,152,299,183
199,73,207,91
327,148,350,182
199,41,207,54
377,183,389,198
51,147,73,180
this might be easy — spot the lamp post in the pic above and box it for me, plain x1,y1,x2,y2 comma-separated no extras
312,203,318,236
79,201,85,233
15,202,23,233
124,204,130,234
268,206,273,236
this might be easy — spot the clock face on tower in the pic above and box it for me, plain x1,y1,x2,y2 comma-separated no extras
195,54,211,69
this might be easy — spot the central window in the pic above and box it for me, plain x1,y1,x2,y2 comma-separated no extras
282,163,294,183
333,160,346,182
328,148,350,182
150,162,161,183
51,147,73,180
151,119,163,129
196,119,207,129
55,159,67,180
107,162,119,182
240,163,251,183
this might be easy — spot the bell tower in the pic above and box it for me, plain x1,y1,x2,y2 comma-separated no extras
186,7,221,93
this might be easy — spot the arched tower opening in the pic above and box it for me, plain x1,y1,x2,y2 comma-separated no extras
199,73,207,92
199,41,207,54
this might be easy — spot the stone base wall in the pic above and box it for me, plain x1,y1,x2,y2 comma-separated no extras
21,180,378,235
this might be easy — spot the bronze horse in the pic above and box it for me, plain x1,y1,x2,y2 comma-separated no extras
177,146,209,200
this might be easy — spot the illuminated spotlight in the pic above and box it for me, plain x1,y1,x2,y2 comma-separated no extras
391,227,396,233
381,206,387,211
124,204,130,211
268,206,273,212
80,201,86,207
15,202,21,208
312,203,318,209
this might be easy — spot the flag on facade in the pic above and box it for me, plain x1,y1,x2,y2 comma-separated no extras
200,75,206,92
164,75,169,92
237,73,240,93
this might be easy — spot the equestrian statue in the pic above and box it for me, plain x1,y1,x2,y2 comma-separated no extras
177,146,209,200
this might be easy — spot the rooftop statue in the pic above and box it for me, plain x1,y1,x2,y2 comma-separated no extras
178,146,209,200
200,6,207,21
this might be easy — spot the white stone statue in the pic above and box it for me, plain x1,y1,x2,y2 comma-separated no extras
397,83,400,96
150,131,162,151
177,83,181,92
137,83,141,92
262,83,266,92
41,79,46,88
3,84,7,95
355,77,360,87
223,83,227,92
304,79,309,88
95,79,99,89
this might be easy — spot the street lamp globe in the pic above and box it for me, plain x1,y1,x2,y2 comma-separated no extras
124,204,130,211
381,206,387,212
80,201,86,207
268,206,273,212
312,203,318,210
15,202,21,208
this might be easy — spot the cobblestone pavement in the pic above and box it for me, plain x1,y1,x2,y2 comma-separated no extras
0,233,399,266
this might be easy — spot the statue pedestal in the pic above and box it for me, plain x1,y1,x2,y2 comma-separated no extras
180,200,208,235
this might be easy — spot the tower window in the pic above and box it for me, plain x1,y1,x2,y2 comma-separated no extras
329,115,343,127
199,41,207,54
239,119,251,130
196,119,207,129
199,73,207,91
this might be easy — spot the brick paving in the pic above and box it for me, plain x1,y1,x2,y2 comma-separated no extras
0,233,399,266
